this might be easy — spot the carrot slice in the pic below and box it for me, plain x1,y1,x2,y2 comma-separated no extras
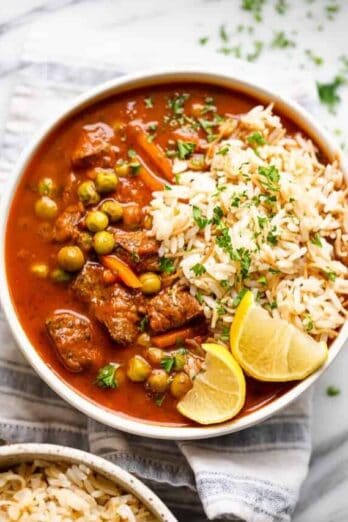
100,255,142,288
128,121,174,182
137,162,166,192
152,327,195,348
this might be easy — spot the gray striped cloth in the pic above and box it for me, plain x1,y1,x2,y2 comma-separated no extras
0,32,318,522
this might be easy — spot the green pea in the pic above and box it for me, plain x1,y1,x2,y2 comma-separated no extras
34,196,58,220
101,200,123,222
57,246,85,272
50,268,72,283
93,231,115,255
86,211,109,232
95,169,118,193
77,181,100,206
30,263,49,279
38,177,55,197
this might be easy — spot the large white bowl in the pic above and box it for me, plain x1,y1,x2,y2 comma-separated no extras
0,443,176,521
0,68,347,440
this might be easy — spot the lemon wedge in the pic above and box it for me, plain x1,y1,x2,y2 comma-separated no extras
230,291,328,382
177,343,246,425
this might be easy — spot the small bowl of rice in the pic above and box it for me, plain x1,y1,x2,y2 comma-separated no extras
0,443,176,521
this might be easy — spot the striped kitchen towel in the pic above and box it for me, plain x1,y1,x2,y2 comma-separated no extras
0,24,317,522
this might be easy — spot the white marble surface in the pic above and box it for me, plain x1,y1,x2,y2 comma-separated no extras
0,0,348,520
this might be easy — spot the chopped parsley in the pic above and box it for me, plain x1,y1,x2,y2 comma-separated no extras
220,279,232,289
216,302,226,316
199,36,209,45
247,132,266,147
267,227,279,246
161,356,175,373
95,363,119,389
139,316,149,332
202,97,217,114
310,233,323,247
231,193,243,208
220,326,230,342
303,314,314,332
275,0,288,14
241,0,265,22
193,205,209,229
217,144,230,155
218,46,242,58
177,140,196,159
325,269,337,282
271,31,296,49
326,385,340,396
155,395,166,406
212,206,224,224
232,288,248,308
219,24,229,42
216,227,236,260
305,49,324,66
237,248,252,279
257,215,268,229
129,161,141,175
326,3,340,19
159,257,175,274
191,263,207,276
246,41,263,62
144,97,153,108
164,184,172,191
195,291,204,304
317,76,345,112
198,116,223,135
128,149,136,158
257,275,267,285
168,93,190,116
258,165,280,192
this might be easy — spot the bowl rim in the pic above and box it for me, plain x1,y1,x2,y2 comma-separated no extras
0,66,347,440
0,442,176,521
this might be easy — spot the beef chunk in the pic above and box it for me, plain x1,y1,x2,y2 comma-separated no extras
111,228,160,273
52,204,82,242
73,263,143,345
146,287,203,333
112,229,158,257
46,311,101,372
72,122,115,168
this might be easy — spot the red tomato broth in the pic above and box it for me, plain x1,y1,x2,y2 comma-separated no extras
6,83,304,426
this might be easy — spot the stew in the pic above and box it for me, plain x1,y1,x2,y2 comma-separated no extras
6,84,296,426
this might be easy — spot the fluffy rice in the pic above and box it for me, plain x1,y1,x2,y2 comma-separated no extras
0,460,157,521
150,104,348,343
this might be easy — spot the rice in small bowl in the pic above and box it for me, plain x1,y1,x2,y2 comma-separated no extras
0,444,175,521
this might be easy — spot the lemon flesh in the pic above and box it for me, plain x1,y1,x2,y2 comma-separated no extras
177,343,246,425
230,291,328,382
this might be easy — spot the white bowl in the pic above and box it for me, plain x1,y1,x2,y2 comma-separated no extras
0,67,347,440
0,443,176,521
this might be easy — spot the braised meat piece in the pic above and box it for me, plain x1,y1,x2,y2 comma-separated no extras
73,263,143,345
52,204,82,242
146,287,203,333
72,122,116,168
46,311,101,372
111,228,160,273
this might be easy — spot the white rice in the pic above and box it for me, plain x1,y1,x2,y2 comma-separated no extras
0,460,158,521
150,104,348,343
